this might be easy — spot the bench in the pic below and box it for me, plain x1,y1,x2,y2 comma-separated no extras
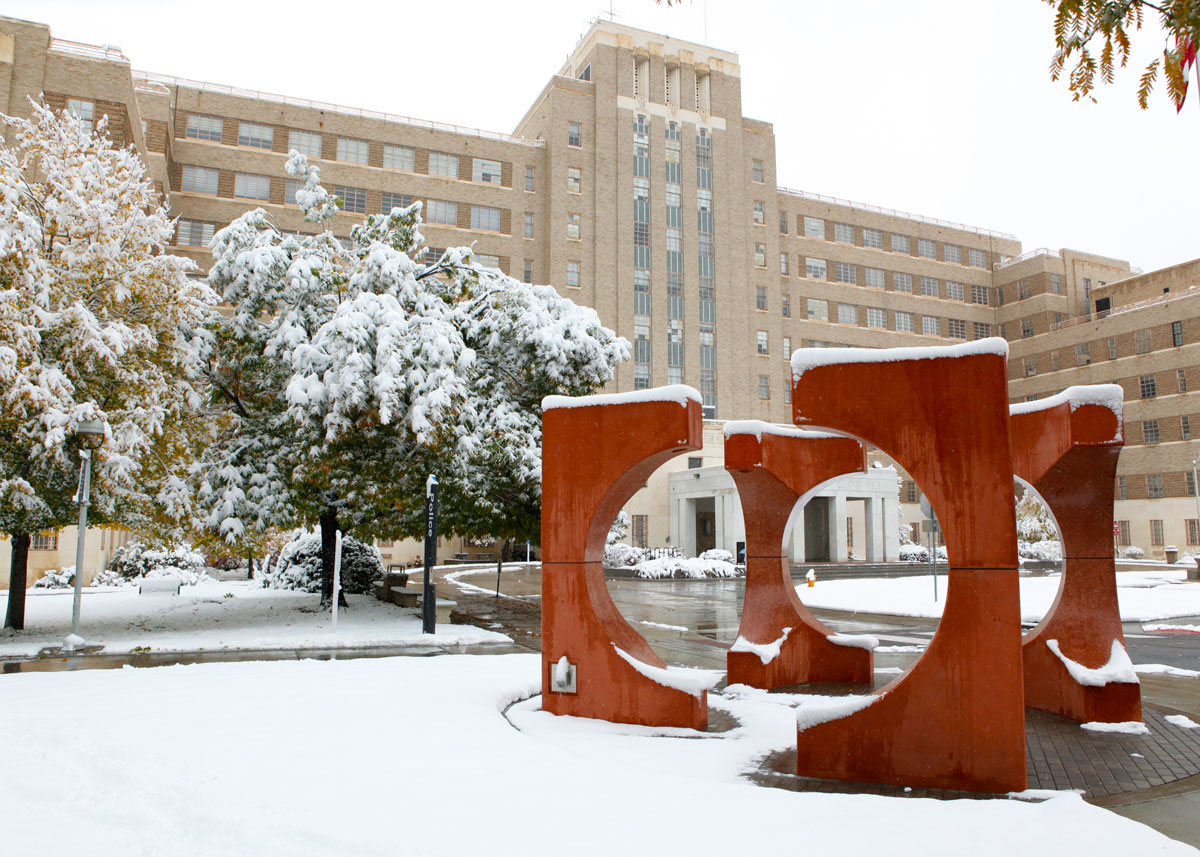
139,576,181,596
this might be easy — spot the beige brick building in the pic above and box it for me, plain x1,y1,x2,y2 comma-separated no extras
2,14,1197,580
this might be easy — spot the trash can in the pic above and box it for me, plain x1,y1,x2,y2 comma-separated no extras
1165,546,1179,564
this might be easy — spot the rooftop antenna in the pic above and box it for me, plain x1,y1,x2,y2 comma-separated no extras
602,1,618,21
704,0,708,43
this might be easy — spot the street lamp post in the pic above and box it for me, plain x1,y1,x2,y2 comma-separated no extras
68,418,106,647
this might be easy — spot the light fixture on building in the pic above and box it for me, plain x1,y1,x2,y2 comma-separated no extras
67,416,105,649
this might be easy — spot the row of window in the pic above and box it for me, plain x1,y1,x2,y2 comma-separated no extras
184,112,515,186
794,296,989,339
1137,415,1194,445
777,214,990,268
1118,472,1198,500
1112,519,1199,546
1020,322,1188,375
759,251,994,304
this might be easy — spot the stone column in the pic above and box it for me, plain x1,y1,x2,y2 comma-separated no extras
828,493,849,562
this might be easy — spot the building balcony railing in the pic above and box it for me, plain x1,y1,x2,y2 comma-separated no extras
994,247,1061,269
50,38,129,63
1049,286,1200,332
131,71,544,148
776,186,1018,241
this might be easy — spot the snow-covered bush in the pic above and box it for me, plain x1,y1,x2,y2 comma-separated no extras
899,543,929,562
90,568,130,587
633,556,740,579
109,543,210,585
260,532,383,594
607,512,630,546
32,567,75,589
1120,546,1145,559
699,548,735,564
1018,540,1063,561
603,542,644,568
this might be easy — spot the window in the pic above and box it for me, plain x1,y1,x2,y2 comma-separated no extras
861,228,883,249
782,295,791,317
757,330,769,355
426,199,457,225
381,144,415,171
423,246,445,265
1116,520,1131,546
945,281,964,301
1189,471,1197,497
1017,279,1032,300
780,253,789,276
944,244,962,264
917,238,936,258
1173,320,1184,347
754,244,766,267
1184,415,1192,440
1021,318,1035,338
1108,337,1118,359
1072,343,1089,366
180,165,219,194
837,303,858,325
903,481,919,503
176,219,215,246
893,272,913,293
336,137,369,164
1051,351,1060,371
922,316,940,336
1118,477,1127,500
475,254,500,270
895,311,914,332
632,515,648,548
428,151,459,177
1051,274,1064,295
973,322,992,340
808,299,829,321
806,258,827,280
833,222,854,243
233,173,270,201
834,262,857,284
1180,368,1189,393
753,201,765,224
525,166,535,191
332,185,366,213
779,212,788,234
31,533,57,551
523,260,533,284
1140,374,1157,398
1143,419,1160,444
968,248,987,268
782,336,791,357
891,234,910,253
803,216,825,238
1148,475,1165,498
866,307,886,328
470,205,501,232
1136,330,1152,353
285,179,303,205
381,191,412,213
288,129,322,158
471,157,502,185
756,286,767,310
1150,519,1164,545
566,261,580,287
864,268,884,289
567,167,582,193
1188,519,1200,546
186,113,222,141
971,285,989,305
568,122,581,147
758,375,770,399
524,213,534,239
752,159,764,182
67,98,94,132
947,318,966,339
567,213,580,240
237,121,273,149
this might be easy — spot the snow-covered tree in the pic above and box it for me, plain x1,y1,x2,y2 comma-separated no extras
1015,487,1058,543
196,153,627,603
0,102,214,629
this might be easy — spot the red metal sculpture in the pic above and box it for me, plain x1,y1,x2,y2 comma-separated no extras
540,386,715,730
788,340,1027,793
724,421,874,688
1010,386,1139,723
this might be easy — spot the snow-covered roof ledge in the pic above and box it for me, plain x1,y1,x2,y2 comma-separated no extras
542,384,701,411
790,338,1008,382
722,420,841,441
1045,639,1139,687
795,694,879,733
612,645,722,697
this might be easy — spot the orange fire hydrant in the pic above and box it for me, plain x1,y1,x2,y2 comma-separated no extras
806,568,816,588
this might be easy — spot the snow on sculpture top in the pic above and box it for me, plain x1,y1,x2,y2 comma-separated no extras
542,384,701,411
722,420,842,441
790,337,1009,381
1008,384,1124,418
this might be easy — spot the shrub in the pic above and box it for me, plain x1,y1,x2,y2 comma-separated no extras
699,548,735,564
32,566,75,588
1120,545,1145,559
1018,540,1063,561
899,543,929,562
109,543,210,585
260,531,384,594
603,542,643,569
633,556,739,579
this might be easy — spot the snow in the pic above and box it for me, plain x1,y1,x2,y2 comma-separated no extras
828,633,880,650
875,644,927,653
722,419,839,441
790,337,1008,381
1009,383,1124,420
0,655,1193,856
1134,663,1200,678
553,655,571,686
1081,721,1150,735
612,645,722,697
1144,622,1200,634
1045,639,1139,686
639,620,688,632
542,384,700,411
0,579,507,659
795,693,879,732
800,569,1200,622
632,556,740,579
730,628,792,664
61,633,86,651
1165,714,1200,729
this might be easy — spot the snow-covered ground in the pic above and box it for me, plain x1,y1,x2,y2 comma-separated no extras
0,653,1193,856
801,569,1200,622
0,579,508,658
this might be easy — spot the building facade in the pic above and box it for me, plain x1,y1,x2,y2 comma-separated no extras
1,14,1196,583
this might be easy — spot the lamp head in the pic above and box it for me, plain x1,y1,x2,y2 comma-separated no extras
75,419,106,450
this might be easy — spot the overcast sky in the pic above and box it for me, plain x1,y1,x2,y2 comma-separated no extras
15,0,1198,272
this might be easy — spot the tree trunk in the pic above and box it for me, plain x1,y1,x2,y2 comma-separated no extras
319,505,348,608
501,539,514,563
4,532,31,631
246,549,255,580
